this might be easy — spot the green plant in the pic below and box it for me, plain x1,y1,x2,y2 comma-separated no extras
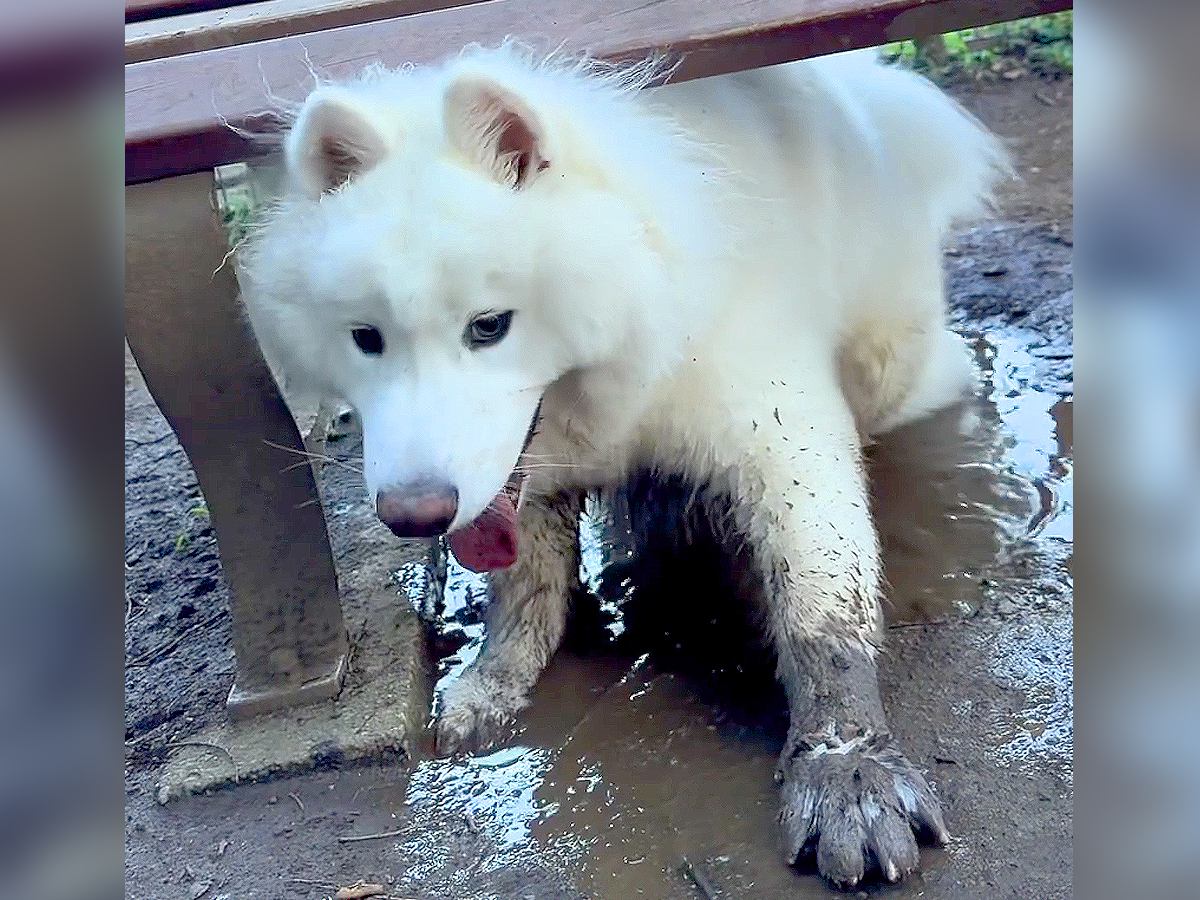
883,11,1073,83
220,195,255,247
173,501,211,553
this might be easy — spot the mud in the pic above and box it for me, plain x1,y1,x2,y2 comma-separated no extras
125,75,1072,899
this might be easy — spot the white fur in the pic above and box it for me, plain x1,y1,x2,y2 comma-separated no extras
242,49,1003,865
242,43,1007,774
241,44,1005,533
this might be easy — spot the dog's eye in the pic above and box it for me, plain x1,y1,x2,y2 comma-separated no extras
351,326,385,356
466,311,514,348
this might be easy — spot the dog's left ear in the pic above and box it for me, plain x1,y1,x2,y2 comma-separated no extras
443,77,550,189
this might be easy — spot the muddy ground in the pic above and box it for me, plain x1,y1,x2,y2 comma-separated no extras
125,74,1073,899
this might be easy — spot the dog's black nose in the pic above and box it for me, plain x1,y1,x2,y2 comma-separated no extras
376,480,458,537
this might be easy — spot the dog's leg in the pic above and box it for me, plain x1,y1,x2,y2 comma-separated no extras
726,392,948,888
434,490,581,755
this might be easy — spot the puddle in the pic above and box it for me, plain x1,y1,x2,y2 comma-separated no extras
981,617,1074,782
388,321,1072,897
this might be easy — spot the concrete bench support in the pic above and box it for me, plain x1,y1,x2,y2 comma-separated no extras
125,172,347,719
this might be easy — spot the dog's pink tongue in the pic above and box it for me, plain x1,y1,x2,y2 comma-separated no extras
447,492,518,572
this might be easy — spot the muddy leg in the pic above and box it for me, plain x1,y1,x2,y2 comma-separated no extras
734,399,947,888
435,491,581,755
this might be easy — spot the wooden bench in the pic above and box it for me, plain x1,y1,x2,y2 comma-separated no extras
126,1,489,63
124,0,1072,719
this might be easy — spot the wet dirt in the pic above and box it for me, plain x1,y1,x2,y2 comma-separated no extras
125,75,1072,899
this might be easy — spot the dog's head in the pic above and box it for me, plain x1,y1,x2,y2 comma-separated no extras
241,50,709,570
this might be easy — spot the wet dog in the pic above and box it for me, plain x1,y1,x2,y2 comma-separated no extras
241,43,1006,888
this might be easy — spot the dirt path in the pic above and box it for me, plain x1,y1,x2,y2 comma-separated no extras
125,73,1072,899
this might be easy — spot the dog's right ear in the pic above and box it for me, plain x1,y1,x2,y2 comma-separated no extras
285,88,395,198
443,76,550,189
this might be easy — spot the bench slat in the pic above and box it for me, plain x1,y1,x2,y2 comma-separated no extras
127,0,488,63
126,0,1072,184
127,1,262,23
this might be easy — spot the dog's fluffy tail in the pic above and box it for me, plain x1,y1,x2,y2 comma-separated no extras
823,50,1012,233
882,62,1013,232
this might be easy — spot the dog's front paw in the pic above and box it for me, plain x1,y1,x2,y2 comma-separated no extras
433,671,528,757
777,732,948,889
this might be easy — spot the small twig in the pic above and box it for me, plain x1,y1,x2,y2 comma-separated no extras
336,827,405,844
124,720,174,749
125,599,149,627
288,791,305,813
334,884,391,900
164,740,240,783
680,856,720,899
126,433,174,450
289,876,414,900
344,625,366,676
889,619,955,630
125,538,150,568
127,612,224,668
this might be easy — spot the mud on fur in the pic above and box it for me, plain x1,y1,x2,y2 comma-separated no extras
239,41,1008,888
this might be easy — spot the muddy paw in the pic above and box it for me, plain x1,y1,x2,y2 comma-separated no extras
777,733,949,889
433,672,527,757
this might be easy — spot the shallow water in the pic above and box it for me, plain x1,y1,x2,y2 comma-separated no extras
390,321,1073,898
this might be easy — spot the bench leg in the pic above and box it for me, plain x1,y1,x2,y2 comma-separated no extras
125,173,347,720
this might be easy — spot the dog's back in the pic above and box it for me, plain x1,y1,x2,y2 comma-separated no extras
646,52,1008,437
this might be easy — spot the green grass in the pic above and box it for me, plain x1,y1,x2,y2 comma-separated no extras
173,501,211,554
883,11,1072,83
220,194,256,247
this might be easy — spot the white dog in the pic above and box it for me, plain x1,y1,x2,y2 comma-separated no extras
240,43,1006,888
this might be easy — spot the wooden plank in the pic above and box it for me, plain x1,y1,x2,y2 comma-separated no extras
126,0,1073,184
127,0,488,63
127,1,262,24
